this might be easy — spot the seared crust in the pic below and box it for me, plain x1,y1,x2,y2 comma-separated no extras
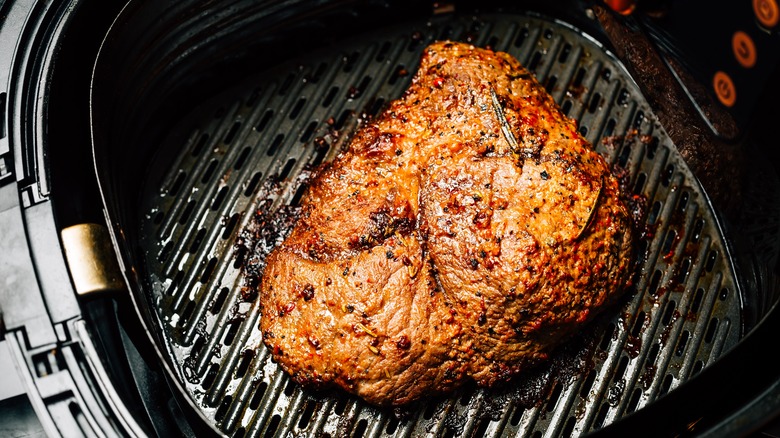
259,41,633,405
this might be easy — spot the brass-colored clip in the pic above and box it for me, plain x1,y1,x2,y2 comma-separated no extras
61,223,124,296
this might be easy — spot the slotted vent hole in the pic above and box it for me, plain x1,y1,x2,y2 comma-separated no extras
633,110,645,128
201,159,219,184
675,331,690,356
558,43,571,62
223,320,241,346
266,134,285,156
343,51,360,72
475,418,492,437
236,350,253,378
158,241,174,263
168,171,187,197
648,270,662,296
599,323,615,350
626,388,642,413
300,121,318,143
616,88,630,105
335,109,351,130
546,383,563,411
192,133,210,157
234,427,246,438
386,416,400,434
661,164,675,187
645,136,659,159
662,300,676,326
244,172,263,196
588,92,602,113
354,419,368,438
215,395,232,423
633,172,647,194
514,27,529,47
222,213,240,240
602,118,616,137
264,415,281,438
675,258,691,284
189,228,206,253
289,97,307,119
278,74,295,95
178,200,196,224
249,381,268,410
691,218,705,243
388,65,407,85
165,270,183,296
310,62,327,83
279,159,297,181
648,201,662,225
705,250,718,272
615,356,629,380
719,287,730,300
376,41,391,62
487,35,500,49
572,67,586,87
691,287,705,314
256,110,273,132
646,342,660,365
191,336,206,360
460,386,476,406
544,75,558,93
692,360,704,375
298,400,318,430
661,230,678,258
616,142,632,167
580,369,597,398
705,318,719,343
200,257,218,283
510,405,525,426
528,51,543,73
334,396,349,415
594,402,610,429
211,287,230,314
579,125,588,137
632,312,646,337
323,86,340,107
211,186,229,210
562,417,576,437
202,363,220,390
224,121,241,144
234,147,251,170
246,87,261,107
660,374,674,395
179,300,196,327
561,100,572,116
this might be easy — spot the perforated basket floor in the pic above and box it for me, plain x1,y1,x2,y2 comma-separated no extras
138,11,743,438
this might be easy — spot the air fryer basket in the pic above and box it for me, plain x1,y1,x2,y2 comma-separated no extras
90,1,776,437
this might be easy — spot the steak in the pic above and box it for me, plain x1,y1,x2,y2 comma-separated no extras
258,41,634,406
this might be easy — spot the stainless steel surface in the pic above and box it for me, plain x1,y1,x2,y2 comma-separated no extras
137,12,743,437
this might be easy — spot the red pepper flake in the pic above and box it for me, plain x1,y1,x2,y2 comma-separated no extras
432,77,445,88
283,302,296,315
396,335,411,350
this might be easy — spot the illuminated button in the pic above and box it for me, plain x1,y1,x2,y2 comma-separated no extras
713,71,737,107
732,31,757,68
604,0,636,15
753,0,779,28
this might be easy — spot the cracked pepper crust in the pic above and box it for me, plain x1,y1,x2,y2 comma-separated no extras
259,41,634,406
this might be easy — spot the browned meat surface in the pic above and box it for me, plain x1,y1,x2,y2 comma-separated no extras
259,41,634,406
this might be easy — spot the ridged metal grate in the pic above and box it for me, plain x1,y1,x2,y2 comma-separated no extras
138,12,743,437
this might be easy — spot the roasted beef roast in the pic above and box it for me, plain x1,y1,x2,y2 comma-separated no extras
258,41,634,406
